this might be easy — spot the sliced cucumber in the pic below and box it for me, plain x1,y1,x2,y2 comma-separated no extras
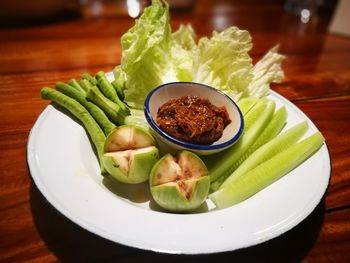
243,98,269,131
210,106,287,191
220,120,308,188
205,99,275,182
237,97,259,116
209,132,325,209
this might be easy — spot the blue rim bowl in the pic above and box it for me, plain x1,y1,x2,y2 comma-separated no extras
144,82,244,155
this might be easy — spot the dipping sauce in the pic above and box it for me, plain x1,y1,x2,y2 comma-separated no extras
156,96,231,145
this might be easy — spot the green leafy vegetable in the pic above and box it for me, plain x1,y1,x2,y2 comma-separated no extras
120,0,172,109
192,27,253,101
248,45,286,97
117,0,285,109
171,24,197,81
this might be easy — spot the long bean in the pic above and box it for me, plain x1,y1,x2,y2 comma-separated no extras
56,82,116,135
82,72,98,86
68,79,86,94
86,86,127,125
95,71,130,114
79,79,94,92
40,87,106,172
111,79,125,101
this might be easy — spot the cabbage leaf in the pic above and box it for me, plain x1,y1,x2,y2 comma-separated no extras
116,0,285,109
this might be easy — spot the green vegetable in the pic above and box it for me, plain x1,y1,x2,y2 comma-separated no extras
204,99,275,182
235,106,288,167
112,65,126,100
171,24,197,81
68,79,86,94
82,72,98,86
123,109,150,131
237,97,259,116
150,150,209,212
220,120,308,189
38,0,325,214
79,79,94,92
211,106,287,191
192,27,254,101
56,82,116,135
120,0,172,109
242,98,269,130
117,0,285,109
86,86,127,125
40,87,106,172
103,125,159,184
209,132,325,209
95,71,130,115
247,45,286,98
111,80,125,101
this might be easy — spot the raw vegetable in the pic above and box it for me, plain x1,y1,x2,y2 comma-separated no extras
95,71,120,103
211,106,287,191
86,86,127,125
236,97,259,116
120,0,172,109
171,24,197,81
192,27,253,101
38,0,326,213
247,45,286,98
123,109,150,131
111,80,125,101
112,66,126,101
82,72,98,86
79,79,94,92
68,79,85,94
103,125,159,184
95,71,130,115
220,121,308,189
40,87,106,172
209,132,325,209
56,82,116,135
234,106,288,168
204,99,275,182
150,150,209,212
118,0,285,109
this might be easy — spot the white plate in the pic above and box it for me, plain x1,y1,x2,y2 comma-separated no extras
27,89,331,254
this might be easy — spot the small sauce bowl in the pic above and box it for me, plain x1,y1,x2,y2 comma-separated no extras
144,82,244,155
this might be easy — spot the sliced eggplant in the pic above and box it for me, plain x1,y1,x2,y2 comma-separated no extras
150,150,210,212
103,125,159,184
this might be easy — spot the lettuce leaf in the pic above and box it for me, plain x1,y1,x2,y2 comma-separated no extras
117,0,285,109
171,24,197,81
192,27,254,101
120,0,172,109
247,45,286,98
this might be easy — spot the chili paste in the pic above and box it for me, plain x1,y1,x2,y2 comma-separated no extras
156,96,231,145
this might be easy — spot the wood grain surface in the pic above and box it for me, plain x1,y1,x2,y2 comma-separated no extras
1,0,349,262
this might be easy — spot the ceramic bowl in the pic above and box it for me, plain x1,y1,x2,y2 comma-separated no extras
144,82,244,155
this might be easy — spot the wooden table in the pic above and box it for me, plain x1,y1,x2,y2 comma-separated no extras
1,0,349,262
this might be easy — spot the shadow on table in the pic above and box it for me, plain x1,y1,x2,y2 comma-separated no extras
30,181,325,263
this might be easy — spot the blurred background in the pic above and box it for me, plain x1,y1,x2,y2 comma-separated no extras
0,0,343,77
0,0,339,30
